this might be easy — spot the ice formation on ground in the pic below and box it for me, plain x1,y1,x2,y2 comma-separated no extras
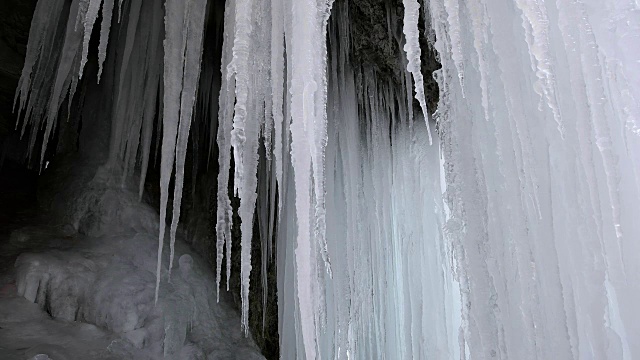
2,154,264,358
10,0,640,358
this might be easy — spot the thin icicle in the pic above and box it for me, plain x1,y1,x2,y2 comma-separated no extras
443,0,464,95
97,0,115,81
118,0,125,23
402,0,433,144
168,0,207,278
156,0,185,303
215,0,237,299
40,0,87,166
14,0,66,116
513,0,564,137
117,0,143,99
465,0,490,122
138,0,163,199
79,0,102,80
271,0,285,225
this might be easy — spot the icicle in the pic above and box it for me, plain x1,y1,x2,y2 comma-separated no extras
117,0,143,99
287,0,337,355
14,0,66,116
256,144,271,331
168,0,207,277
402,0,433,144
156,0,207,301
118,0,125,23
465,0,490,122
313,0,335,280
215,0,237,299
138,0,163,199
228,0,253,198
155,0,186,302
271,0,286,226
443,0,465,95
513,0,565,137
97,0,114,81
40,0,88,166
79,0,102,81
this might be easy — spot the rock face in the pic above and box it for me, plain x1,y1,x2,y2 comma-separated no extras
349,0,440,112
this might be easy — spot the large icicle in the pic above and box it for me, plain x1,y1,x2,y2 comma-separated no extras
287,0,337,355
215,0,237,300
79,0,102,81
401,0,433,144
156,0,184,304
156,0,207,302
216,0,273,333
97,0,114,80
228,0,253,198
168,0,208,275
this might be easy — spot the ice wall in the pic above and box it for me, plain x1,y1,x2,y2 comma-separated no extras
427,0,640,358
270,2,464,356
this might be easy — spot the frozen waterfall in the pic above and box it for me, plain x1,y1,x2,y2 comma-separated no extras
11,0,640,358
429,0,640,358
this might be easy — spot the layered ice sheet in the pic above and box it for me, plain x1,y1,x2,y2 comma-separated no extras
428,0,640,358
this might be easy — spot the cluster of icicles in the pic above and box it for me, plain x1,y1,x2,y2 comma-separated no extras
13,0,640,358
14,0,435,357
